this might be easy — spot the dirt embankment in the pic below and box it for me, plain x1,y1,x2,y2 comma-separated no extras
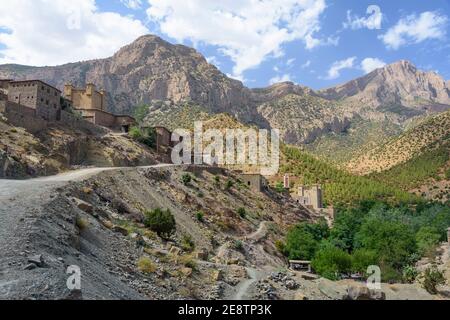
0,165,314,300
0,115,158,179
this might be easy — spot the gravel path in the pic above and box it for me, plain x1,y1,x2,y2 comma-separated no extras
0,164,175,299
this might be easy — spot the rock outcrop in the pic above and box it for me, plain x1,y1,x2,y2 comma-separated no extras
1,36,449,147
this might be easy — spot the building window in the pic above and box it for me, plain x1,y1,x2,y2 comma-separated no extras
41,98,44,102
46,100,49,105
41,86,44,90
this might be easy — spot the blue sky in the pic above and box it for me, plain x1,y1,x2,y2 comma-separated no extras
0,0,449,89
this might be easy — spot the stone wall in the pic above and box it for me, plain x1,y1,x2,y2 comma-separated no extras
59,111,108,134
4,101,48,133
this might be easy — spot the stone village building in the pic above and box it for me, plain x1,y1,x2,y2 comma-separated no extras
6,80,62,121
64,83,135,132
0,79,136,133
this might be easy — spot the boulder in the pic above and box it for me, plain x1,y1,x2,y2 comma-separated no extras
28,254,45,268
112,225,129,236
347,283,386,300
294,292,308,300
318,278,349,300
195,249,209,261
181,267,193,277
212,270,223,281
228,265,248,279
71,197,93,214
169,246,182,256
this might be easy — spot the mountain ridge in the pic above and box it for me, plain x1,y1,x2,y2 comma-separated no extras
1,34,449,150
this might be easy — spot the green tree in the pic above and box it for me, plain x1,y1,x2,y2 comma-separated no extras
355,216,416,271
144,208,176,239
351,249,379,274
285,226,319,260
415,226,441,256
134,104,150,123
311,246,352,280
284,222,328,260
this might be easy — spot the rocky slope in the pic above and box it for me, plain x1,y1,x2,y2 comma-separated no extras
1,35,449,152
347,110,450,175
0,112,158,178
0,165,315,300
320,60,450,114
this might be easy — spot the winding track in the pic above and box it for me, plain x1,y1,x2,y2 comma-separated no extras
0,165,175,256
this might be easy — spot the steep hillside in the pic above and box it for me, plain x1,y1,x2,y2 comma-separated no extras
281,146,420,206
256,90,351,145
305,119,402,164
346,110,450,175
0,35,253,119
0,165,315,299
319,60,450,115
1,35,449,151
0,112,158,178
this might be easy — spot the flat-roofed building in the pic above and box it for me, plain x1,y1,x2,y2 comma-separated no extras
7,80,61,121
64,83,135,132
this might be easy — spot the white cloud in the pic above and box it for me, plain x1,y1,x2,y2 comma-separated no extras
286,58,296,67
301,60,311,69
325,57,356,80
206,56,221,66
344,5,383,30
269,73,293,85
146,0,330,79
120,0,143,10
0,0,148,66
360,57,386,74
379,11,448,50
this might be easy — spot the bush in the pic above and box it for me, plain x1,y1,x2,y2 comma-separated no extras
196,211,205,222
311,246,352,280
144,208,176,239
415,226,441,256
233,240,244,251
137,257,156,274
351,249,379,274
275,182,285,193
225,179,234,190
402,265,419,284
129,126,156,148
76,217,89,230
420,265,445,294
181,174,192,186
275,240,287,255
181,234,195,252
237,207,247,219
129,126,143,140
180,255,198,270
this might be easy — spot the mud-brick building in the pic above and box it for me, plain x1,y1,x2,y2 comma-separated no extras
64,83,135,132
240,173,268,192
7,80,62,121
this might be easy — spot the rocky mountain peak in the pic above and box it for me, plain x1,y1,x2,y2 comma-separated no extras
319,60,450,109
